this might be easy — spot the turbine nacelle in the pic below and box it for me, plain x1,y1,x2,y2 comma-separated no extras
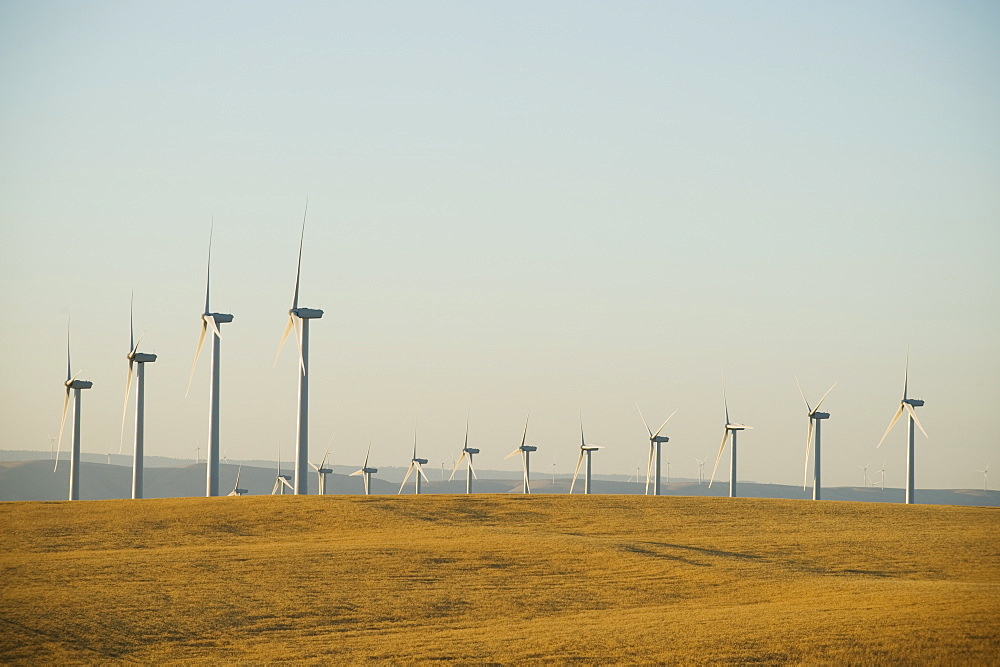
580,445,604,452
205,312,234,324
67,379,93,390
290,307,323,320
518,445,538,453
131,352,157,363
903,398,925,407
726,423,750,431
650,435,670,443
810,411,830,420
411,457,429,465
463,447,480,455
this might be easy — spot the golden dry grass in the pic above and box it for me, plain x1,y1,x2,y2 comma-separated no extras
1,494,997,664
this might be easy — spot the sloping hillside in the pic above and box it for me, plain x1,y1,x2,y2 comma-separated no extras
1,495,997,663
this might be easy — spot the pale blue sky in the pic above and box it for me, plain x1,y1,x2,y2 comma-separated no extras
1,1,998,489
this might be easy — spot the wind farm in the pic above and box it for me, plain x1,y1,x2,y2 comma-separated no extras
3,2,997,663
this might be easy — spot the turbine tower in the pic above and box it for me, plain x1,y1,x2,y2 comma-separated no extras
505,412,537,494
350,438,378,495
275,201,323,495
856,462,872,487
186,223,234,497
796,378,837,501
709,388,753,498
399,429,429,495
55,325,93,501
570,418,604,494
637,404,676,496
449,418,479,494
120,297,157,499
272,447,293,495
876,351,928,504
310,451,333,495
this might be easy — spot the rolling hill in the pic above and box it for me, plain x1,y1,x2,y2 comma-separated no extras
1,494,997,663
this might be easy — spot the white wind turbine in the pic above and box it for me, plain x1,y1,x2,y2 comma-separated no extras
505,412,537,494
119,296,157,499
186,223,234,497
272,447,293,495
856,462,872,487
978,463,990,491
55,324,93,501
874,460,887,491
876,352,928,504
350,438,378,495
695,458,706,485
228,462,248,496
310,450,333,495
570,418,604,494
275,201,323,496
709,388,753,498
399,429,430,495
449,418,479,494
637,404,677,496
796,378,837,501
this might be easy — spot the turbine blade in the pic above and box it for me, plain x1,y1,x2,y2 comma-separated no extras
903,403,928,438
204,220,213,315
636,403,653,437
580,416,585,448
417,463,429,482
292,198,307,311
708,430,730,488
876,405,905,448
570,451,585,494
903,347,909,400
349,470,363,476
795,376,812,413
363,437,372,469
186,320,209,397
119,361,134,455
802,418,814,491
812,381,838,414
520,411,530,448
468,457,478,480
644,444,654,495
205,314,222,339
65,323,72,383
449,452,467,481
54,388,71,472
129,291,135,353
653,409,678,438
504,447,521,460
274,314,295,367
399,464,414,494
293,315,305,375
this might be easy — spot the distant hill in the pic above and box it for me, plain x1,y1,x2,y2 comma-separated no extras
2,458,997,506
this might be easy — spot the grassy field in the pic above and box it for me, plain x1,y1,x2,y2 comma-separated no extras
1,495,997,664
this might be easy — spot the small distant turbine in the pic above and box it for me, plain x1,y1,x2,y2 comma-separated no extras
636,404,677,496
797,378,837,501
856,462,872,488
695,458,706,485
186,222,234,497
505,411,537,494
709,386,753,498
978,463,990,492
874,460,887,491
119,296,157,499
310,450,333,495
876,350,928,504
272,447,293,495
399,429,430,495
55,323,93,501
449,417,479,494
570,418,604,494
350,437,378,495
274,200,323,495
228,462,248,496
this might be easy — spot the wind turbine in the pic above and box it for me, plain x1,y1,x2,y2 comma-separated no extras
275,201,323,495
796,378,837,501
570,418,604,494
350,437,378,495
978,463,990,491
55,324,93,501
874,460,887,490
709,387,753,498
876,351,928,504
637,404,677,496
186,223,234,497
119,296,157,499
310,451,333,495
272,446,293,495
856,462,872,487
505,411,537,494
695,458,706,485
449,417,479,494
228,462,248,496
399,429,430,495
